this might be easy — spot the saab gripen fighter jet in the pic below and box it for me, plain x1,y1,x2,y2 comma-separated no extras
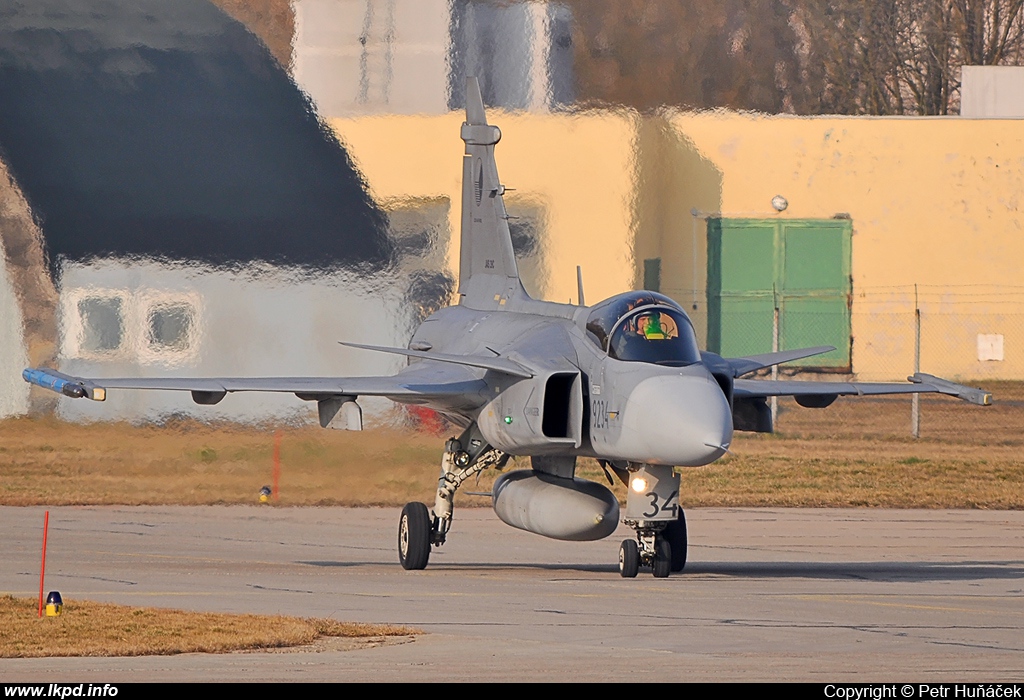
26,79,992,578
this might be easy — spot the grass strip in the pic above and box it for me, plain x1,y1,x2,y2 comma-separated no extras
1,390,1022,510
0,595,416,658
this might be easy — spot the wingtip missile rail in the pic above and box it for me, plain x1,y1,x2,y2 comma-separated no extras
23,368,106,401
909,372,992,406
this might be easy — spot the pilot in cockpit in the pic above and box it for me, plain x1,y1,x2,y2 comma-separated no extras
632,311,679,341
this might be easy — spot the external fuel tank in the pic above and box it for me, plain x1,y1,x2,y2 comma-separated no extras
492,470,619,541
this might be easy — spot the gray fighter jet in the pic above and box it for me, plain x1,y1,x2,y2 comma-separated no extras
25,79,991,578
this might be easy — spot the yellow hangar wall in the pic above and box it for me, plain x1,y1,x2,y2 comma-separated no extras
639,113,1024,381
328,112,639,307
331,111,1024,381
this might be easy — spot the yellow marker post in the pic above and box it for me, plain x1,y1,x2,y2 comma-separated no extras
45,591,63,617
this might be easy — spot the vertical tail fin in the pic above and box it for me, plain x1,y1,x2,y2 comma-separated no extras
457,77,531,309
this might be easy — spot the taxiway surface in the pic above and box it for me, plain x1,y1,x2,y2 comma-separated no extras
2,506,1022,681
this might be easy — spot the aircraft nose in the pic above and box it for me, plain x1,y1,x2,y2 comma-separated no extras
617,373,733,466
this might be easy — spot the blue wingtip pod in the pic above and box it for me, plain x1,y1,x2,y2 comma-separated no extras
22,368,92,399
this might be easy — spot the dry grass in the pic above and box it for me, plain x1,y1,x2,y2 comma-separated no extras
676,379,1024,509
0,595,416,658
0,416,443,506
0,379,1021,509
676,438,1024,508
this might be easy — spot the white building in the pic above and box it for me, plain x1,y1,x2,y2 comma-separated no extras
292,0,574,116
960,66,1024,117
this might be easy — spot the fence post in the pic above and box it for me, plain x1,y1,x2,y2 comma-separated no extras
771,287,779,430
911,285,921,438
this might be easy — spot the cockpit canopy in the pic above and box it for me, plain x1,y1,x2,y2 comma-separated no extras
586,292,702,367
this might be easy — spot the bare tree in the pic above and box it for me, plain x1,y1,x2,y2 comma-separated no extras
566,0,1024,115
564,0,810,113
953,0,1024,64
793,0,1024,114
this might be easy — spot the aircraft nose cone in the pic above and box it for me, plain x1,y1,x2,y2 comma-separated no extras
617,373,733,466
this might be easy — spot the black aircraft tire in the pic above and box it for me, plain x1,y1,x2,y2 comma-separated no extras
665,510,688,572
399,502,431,570
652,538,672,578
619,539,639,578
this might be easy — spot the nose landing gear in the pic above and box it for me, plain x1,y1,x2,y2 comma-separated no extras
620,464,686,577
618,527,675,578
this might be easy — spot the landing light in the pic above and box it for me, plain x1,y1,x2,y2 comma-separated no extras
630,477,648,493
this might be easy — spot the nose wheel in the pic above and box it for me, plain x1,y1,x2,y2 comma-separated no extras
619,531,674,578
664,509,687,572
620,505,686,577
619,539,639,578
652,538,671,578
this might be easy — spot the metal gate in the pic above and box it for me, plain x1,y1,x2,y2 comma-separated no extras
706,218,852,369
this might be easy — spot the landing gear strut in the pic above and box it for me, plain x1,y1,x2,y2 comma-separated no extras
398,425,507,570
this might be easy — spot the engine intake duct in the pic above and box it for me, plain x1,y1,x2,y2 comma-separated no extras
732,396,772,433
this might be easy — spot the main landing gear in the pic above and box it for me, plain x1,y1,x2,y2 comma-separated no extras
398,426,507,570
398,502,431,570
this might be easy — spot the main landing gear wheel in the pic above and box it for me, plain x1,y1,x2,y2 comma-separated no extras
399,502,431,570
619,539,639,578
652,538,672,578
664,509,687,573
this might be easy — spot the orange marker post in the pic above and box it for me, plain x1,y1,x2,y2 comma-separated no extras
38,510,49,618
272,431,281,501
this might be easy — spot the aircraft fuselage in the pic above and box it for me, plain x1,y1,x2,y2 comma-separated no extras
402,296,733,469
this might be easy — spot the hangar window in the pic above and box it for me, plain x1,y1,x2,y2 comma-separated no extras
643,258,661,293
147,303,194,351
137,292,201,365
77,296,124,354
63,288,200,364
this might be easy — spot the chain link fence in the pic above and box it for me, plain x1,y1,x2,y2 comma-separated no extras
680,286,1024,444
